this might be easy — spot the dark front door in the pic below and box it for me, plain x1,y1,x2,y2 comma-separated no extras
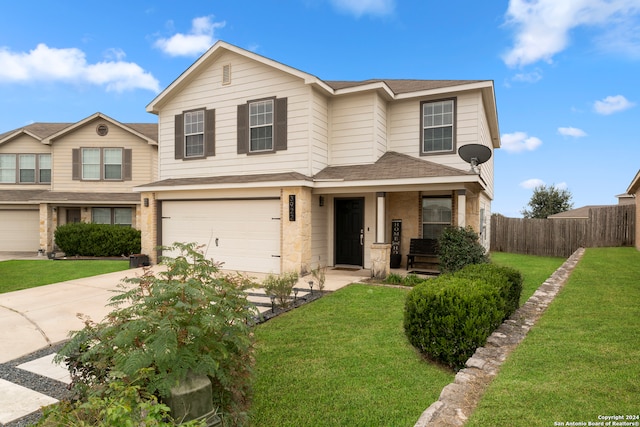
335,198,364,266
66,208,81,224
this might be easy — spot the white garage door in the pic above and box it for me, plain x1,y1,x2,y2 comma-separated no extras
162,199,281,274
0,209,40,252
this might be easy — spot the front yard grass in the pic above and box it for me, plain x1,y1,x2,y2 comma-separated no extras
468,247,640,426
251,284,454,427
0,260,129,294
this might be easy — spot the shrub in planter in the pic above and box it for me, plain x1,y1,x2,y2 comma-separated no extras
453,263,523,320
437,226,488,274
54,222,141,257
262,272,299,308
404,275,505,370
53,242,257,426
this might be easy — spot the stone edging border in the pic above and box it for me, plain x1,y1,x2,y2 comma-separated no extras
414,248,586,427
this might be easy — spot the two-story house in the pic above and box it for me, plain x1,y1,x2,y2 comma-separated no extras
137,40,500,277
0,113,157,253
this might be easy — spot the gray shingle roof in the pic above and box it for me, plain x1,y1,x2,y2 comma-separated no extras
0,121,157,142
0,190,140,204
140,171,312,188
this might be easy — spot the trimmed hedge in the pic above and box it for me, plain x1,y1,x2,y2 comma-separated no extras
404,263,523,370
437,226,489,273
54,223,141,257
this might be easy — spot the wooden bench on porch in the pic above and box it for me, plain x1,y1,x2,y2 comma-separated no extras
406,238,440,272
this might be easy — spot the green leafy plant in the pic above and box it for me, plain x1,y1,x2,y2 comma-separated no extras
311,264,327,291
437,226,489,273
37,372,205,427
262,272,299,308
55,242,257,426
383,273,404,285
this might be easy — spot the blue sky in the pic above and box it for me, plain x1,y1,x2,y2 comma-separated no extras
1,0,638,217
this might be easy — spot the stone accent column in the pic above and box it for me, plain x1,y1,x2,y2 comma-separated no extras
370,243,391,279
280,187,312,274
39,203,53,253
457,190,466,228
140,192,158,264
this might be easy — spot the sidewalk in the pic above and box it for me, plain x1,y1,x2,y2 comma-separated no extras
0,261,372,425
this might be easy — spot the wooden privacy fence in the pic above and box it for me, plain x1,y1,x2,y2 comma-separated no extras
490,205,636,257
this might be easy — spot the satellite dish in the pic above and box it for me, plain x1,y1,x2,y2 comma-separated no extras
458,144,492,173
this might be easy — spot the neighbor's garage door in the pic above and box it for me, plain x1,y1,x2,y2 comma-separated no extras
0,209,40,252
161,199,281,273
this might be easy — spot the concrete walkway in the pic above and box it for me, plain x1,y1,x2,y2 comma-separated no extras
0,255,372,425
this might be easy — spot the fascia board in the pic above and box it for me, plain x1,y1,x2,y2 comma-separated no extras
134,179,315,193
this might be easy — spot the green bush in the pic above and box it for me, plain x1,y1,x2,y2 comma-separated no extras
404,275,505,370
437,226,488,273
262,272,299,308
453,263,523,320
53,242,257,426
54,222,141,257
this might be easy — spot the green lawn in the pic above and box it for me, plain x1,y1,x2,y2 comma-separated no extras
490,251,565,304
468,247,640,426
0,260,129,294
251,284,454,427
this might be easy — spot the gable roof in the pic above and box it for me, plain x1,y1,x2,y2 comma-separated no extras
626,169,640,194
145,41,500,147
0,113,157,146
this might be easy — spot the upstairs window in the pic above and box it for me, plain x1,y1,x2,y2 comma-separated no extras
184,110,205,158
39,154,51,183
174,109,215,160
249,99,274,152
19,154,36,183
0,154,16,183
104,148,123,180
82,148,101,180
0,153,51,184
237,97,287,155
73,148,131,181
421,99,455,155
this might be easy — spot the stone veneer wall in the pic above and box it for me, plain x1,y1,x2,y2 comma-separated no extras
281,187,312,274
414,248,585,427
140,191,157,263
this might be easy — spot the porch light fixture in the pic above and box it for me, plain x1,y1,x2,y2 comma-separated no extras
144,198,149,207
319,196,324,207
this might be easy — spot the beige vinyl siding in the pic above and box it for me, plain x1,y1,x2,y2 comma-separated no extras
51,121,156,192
329,93,378,166
157,51,312,180
388,90,492,171
309,88,329,175
374,93,388,159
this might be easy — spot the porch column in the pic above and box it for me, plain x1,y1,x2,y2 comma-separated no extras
376,192,386,243
371,192,390,279
457,190,466,228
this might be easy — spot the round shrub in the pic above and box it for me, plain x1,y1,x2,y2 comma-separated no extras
404,275,505,370
54,222,141,256
437,226,488,273
453,263,523,320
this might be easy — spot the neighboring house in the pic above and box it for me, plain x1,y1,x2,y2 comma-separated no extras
137,40,500,277
626,170,640,250
0,113,157,253
548,205,610,219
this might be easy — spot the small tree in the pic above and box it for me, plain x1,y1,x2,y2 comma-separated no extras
521,184,574,218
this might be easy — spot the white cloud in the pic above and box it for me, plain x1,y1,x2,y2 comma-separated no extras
154,16,225,57
593,95,635,115
502,0,640,67
512,69,543,83
501,131,543,153
558,126,587,137
0,43,159,92
520,178,545,189
330,0,395,17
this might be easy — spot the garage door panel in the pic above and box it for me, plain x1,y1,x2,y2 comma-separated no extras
0,210,40,252
162,200,281,274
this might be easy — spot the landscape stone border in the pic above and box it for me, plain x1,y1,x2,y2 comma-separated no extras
414,248,585,427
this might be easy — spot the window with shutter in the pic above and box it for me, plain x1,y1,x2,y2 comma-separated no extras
175,109,215,160
237,97,287,155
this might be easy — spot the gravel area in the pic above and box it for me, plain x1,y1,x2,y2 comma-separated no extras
0,342,71,427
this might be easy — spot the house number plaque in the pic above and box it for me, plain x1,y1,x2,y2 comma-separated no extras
289,195,296,221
